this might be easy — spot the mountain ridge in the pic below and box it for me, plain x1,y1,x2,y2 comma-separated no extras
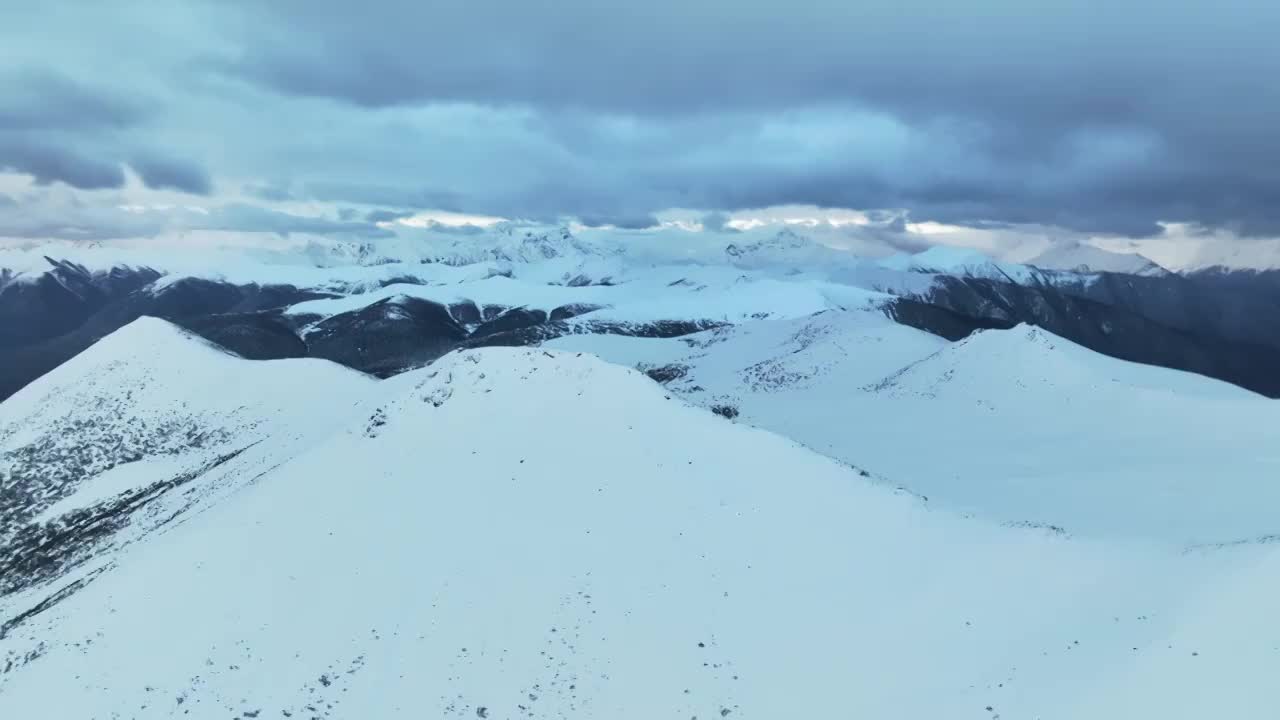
5,227,1280,401
3,318,1279,718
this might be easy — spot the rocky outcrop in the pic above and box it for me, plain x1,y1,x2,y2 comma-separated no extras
0,275,334,401
304,297,469,377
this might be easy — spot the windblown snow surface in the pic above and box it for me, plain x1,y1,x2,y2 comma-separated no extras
2,315,1280,719
1025,241,1168,277
550,312,1280,542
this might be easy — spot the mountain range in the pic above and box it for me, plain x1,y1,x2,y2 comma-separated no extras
2,227,1279,717
4,227,1280,400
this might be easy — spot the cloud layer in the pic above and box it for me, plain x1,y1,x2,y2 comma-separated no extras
1,0,1278,240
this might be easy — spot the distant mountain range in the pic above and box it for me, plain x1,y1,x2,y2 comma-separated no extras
3,308,1278,718
3,227,1280,400
4,226,1280,716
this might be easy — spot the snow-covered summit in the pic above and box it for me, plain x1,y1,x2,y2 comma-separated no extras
1168,236,1280,273
1027,241,1169,276
876,244,1039,282
873,323,1256,401
0,255,160,298
0,316,373,564
552,316,1280,543
720,227,869,274
347,224,616,267
724,227,814,259
3,323,1280,718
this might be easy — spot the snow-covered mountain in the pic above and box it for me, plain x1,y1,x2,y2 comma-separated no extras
0,318,374,595
0,257,161,347
7,223,1280,403
7,224,1280,403
3,317,1279,718
548,312,1280,543
1168,236,1280,273
877,244,1037,280
1026,241,1169,276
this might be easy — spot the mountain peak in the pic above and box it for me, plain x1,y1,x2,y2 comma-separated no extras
1027,241,1169,276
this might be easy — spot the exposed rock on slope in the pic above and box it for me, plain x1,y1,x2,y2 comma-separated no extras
0,318,373,605
1,323,1278,718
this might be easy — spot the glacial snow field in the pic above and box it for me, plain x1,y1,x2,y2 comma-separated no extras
549,310,1280,543
1024,241,1169,276
0,319,376,629
3,228,1280,719
1,317,1279,719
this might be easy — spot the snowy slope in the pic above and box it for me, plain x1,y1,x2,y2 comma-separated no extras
721,227,871,272
1,317,373,508
1166,236,1280,273
550,309,948,398
549,314,1280,543
0,225,619,292
0,318,374,608
2,334,1279,719
876,244,1040,282
853,325,1280,540
286,269,889,331
1027,241,1169,276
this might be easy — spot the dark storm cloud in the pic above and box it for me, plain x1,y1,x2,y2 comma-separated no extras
204,204,394,238
404,221,489,236
874,230,933,255
0,69,145,131
213,1,1275,127
700,212,737,233
0,69,216,196
245,182,298,202
0,203,169,241
195,0,1280,236
0,141,211,196
3,0,1280,239
0,202,394,241
303,183,466,213
363,208,415,223
129,154,213,195
577,214,661,230
0,140,126,190
214,1,1100,113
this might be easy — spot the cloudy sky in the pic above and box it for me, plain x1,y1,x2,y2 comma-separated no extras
2,0,1278,265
